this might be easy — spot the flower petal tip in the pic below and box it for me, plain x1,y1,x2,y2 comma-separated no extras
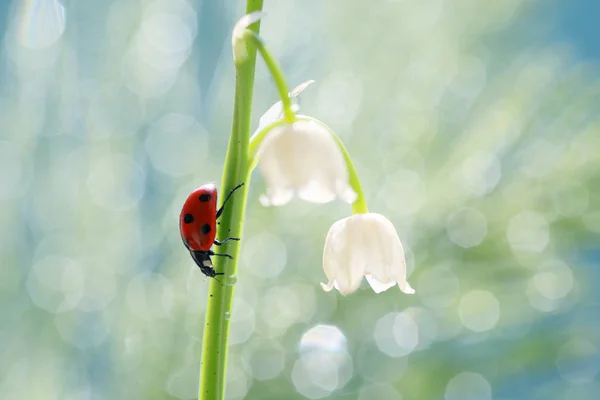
259,190,293,207
259,195,271,207
365,275,396,294
320,281,335,292
399,281,415,294
340,186,358,204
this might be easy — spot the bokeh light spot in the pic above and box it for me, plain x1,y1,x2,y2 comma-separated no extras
446,207,488,248
27,255,84,313
31,166,80,233
506,210,549,254
125,273,174,321
520,139,561,179
373,312,419,357
75,257,117,312
291,352,352,399
405,307,438,351
241,232,287,278
417,266,460,309
449,56,487,100
229,297,256,345
242,340,285,381
445,372,492,400
553,183,589,217
458,290,500,332
121,0,197,97
54,311,110,349
225,362,251,400
87,154,145,211
356,341,408,383
145,113,208,177
315,71,362,129
260,285,311,336
292,325,352,399
13,0,66,49
301,325,347,354
166,364,199,400
383,170,427,217
532,259,574,300
460,151,501,196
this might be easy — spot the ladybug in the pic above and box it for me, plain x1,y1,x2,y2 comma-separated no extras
179,183,244,278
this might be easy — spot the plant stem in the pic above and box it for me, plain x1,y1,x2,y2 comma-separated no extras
244,31,295,123
198,1,263,399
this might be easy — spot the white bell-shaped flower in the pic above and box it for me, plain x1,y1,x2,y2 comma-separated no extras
321,213,415,295
255,119,357,206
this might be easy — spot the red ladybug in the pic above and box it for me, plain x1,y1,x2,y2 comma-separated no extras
179,183,244,277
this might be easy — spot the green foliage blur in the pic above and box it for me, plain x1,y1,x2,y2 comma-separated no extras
1,0,599,399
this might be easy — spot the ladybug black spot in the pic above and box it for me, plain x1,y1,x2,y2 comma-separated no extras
199,193,212,202
183,214,194,224
201,224,211,234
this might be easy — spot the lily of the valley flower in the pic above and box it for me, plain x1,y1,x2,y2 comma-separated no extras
321,213,415,295
232,14,410,295
252,80,356,206
255,118,357,206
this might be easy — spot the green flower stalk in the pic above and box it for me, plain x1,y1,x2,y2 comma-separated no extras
198,1,263,399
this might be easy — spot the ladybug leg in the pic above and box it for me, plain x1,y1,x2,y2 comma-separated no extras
207,249,234,259
200,265,225,277
213,237,240,246
211,253,234,260
192,251,226,278
216,183,245,219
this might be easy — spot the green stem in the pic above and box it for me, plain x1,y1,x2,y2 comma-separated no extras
247,115,370,214
243,31,295,123
198,1,263,399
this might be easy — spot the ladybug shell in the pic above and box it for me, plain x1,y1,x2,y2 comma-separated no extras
180,184,217,252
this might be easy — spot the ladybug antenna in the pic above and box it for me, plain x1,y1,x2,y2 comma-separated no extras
214,276,223,286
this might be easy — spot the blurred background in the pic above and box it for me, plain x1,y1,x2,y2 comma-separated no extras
1,0,599,399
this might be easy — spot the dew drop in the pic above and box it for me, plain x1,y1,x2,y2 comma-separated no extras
224,312,231,321
227,275,237,286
